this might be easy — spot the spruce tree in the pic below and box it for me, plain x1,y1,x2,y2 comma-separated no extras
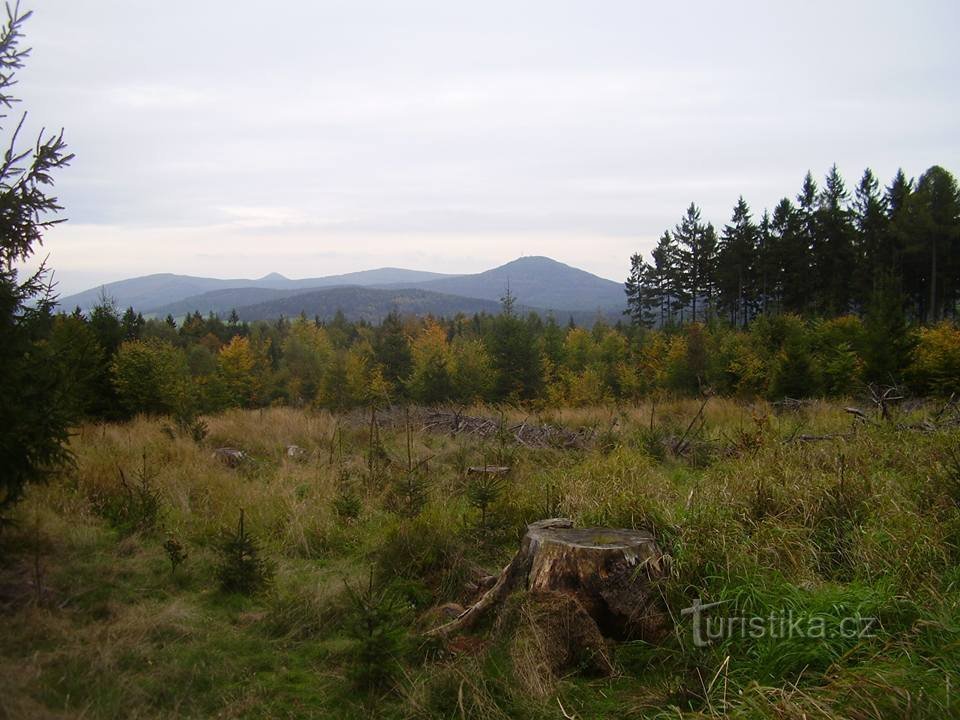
0,5,74,517
814,165,856,316
624,252,646,327
718,197,758,327
673,203,707,322
853,168,889,303
913,166,960,322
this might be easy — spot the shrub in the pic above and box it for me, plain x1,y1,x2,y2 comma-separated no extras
344,570,410,690
909,322,960,395
215,510,273,595
112,338,194,417
100,452,164,535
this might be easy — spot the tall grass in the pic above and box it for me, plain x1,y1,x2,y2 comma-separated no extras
0,399,957,718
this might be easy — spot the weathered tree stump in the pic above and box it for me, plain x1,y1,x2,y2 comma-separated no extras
429,518,670,641
212,447,246,468
466,465,511,476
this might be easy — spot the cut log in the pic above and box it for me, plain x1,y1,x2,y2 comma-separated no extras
466,465,511,476
212,447,246,468
429,518,669,641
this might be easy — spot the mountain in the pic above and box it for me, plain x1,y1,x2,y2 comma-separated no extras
234,286,505,323
57,267,456,314
377,256,625,312
57,256,628,319
150,287,319,318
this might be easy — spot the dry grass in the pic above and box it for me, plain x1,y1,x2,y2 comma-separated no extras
0,398,958,718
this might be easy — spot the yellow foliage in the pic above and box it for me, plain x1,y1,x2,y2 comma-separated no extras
910,321,960,395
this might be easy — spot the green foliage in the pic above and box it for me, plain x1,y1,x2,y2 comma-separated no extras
406,320,454,403
343,570,410,691
100,452,164,535
163,534,188,575
0,6,74,518
909,321,960,396
487,290,543,400
215,510,273,595
375,514,469,604
332,472,362,521
466,470,506,532
111,338,194,417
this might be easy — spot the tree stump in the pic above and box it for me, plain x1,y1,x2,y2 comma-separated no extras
429,518,670,641
212,447,246,468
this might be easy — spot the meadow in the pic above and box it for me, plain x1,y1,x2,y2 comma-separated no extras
1,398,959,719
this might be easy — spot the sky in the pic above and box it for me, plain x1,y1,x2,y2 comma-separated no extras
12,0,960,295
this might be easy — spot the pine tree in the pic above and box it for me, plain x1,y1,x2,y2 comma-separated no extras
673,203,708,322
373,311,412,394
793,172,820,313
487,287,543,400
718,197,758,327
853,168,889,303
913,166,960,322
757,210,774,315
863,272,911,384
0,5,76,517
814,165,856,316
624,252,646,327
649,231,679,327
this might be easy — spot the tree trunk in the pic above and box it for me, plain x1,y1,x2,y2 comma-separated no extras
428,519,670,641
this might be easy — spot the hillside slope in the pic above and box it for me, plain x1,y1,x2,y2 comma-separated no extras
379,256,625,312
234,286,504,323
58,268,456,314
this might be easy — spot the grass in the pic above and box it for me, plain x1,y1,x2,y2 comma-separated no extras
1,399,959,718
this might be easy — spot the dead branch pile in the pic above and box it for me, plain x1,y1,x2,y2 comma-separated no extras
422,410,593,449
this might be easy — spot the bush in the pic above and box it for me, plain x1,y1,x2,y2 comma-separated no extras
909,322,960,395
215,510,273,595
99,452,164,535
112,338,194,417
344,571,410,690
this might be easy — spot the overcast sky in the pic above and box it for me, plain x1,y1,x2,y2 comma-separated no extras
13,0,960,295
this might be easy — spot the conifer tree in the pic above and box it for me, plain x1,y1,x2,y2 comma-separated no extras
0,4,74,516
853,168,889,301
814,165,856,315
718,197,758,327
673,203,707,322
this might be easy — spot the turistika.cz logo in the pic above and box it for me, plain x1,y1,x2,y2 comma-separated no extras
680,597,879,648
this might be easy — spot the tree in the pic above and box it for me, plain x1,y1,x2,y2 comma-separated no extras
280,317,331,404
373,310,412,395
217,336,260,407
0,4,74,517
673,203,709,322
913,166,960,322
112,339,193,417
813,165,856,315
487,287,543,400
450,337,495,402
624,252,646,327
862,272,911,384
406,319,453,403
717,197,758,327
852,168,889,301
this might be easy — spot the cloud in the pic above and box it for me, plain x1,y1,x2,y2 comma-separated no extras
13,0,960,294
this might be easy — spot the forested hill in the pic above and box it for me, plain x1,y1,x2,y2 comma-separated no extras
57,267,457,315
57,256,627,319
375,256,626,312
233,286,505,323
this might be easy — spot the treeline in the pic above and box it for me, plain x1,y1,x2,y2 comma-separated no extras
50,292,960,422
626,165,960,327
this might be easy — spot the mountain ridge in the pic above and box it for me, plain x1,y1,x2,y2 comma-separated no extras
58,256,627,318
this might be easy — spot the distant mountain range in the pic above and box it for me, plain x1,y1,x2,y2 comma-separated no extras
58,267,454,314
58,256,627,323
